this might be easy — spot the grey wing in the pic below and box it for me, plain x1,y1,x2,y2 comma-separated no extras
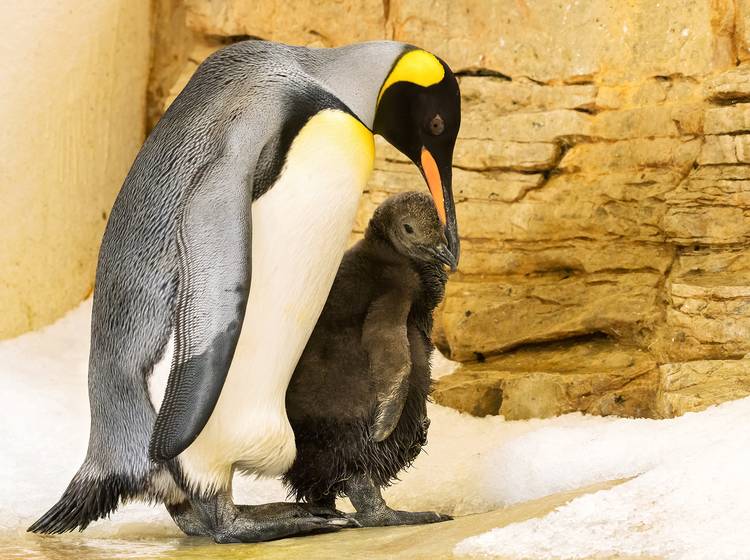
362,291,413,442
149,157,252,462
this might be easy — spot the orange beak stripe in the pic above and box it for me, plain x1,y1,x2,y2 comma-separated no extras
421,148,446,225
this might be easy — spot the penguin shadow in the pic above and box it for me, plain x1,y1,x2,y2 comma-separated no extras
13,532,184,560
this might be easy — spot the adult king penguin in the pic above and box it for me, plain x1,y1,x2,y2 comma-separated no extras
29,39,461,543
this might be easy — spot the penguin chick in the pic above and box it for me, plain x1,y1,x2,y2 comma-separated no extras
283,191,454,527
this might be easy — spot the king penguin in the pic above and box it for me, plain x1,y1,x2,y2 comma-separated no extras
284,191,453,527
29,39,461,544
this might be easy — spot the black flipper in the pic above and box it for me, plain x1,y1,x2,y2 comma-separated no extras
149,159,252,462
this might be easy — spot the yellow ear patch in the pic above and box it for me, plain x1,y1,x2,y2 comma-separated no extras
377,49,445,105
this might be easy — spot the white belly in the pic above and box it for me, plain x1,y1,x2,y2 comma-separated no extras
151,109,375,494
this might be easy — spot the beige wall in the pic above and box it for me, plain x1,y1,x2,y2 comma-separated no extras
0,1,152,339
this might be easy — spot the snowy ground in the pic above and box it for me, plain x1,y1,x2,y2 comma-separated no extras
456,398,750,559
1,301,749,559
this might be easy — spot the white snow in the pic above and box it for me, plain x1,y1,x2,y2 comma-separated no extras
430,348,459,379
0,300,283,537
2,301,750,560
455,398,750,559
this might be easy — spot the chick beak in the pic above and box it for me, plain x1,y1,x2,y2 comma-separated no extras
433,243,458,272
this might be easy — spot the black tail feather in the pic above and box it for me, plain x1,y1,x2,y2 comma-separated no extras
27,471,140,534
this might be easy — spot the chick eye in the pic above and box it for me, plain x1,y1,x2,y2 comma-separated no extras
403,223,414,234
429,114,445,136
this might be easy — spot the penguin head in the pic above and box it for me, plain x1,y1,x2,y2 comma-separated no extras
370,191,457,271
373,49,461,268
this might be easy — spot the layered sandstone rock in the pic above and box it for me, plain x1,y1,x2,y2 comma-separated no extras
147,0,750,419
433,338,657,420
657,359,750,417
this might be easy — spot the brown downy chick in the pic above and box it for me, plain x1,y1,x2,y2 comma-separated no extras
284,191,454,527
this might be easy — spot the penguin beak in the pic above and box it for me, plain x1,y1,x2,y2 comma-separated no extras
431,243,458,272
420,148,460,268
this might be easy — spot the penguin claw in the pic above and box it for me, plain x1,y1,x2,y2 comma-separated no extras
350,508,452,527
212,514,347,544
293,515,350,534
296,503,348,519
328,517,360,528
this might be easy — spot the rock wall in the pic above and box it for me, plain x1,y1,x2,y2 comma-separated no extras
149,0,750,419
0,0,152,339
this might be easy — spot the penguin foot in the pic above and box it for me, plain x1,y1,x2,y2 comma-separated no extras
212,511,351,544
166,501,212,537
185,492,356,544
291,502,351,520
349,507,452,527
237,502,353,523
343,473,452,528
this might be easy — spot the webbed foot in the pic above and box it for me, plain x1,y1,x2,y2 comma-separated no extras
166,501,211,537
291,502,351,521
344,473,452,528
350,507,452,527
171,492,354,543
212,507,351,544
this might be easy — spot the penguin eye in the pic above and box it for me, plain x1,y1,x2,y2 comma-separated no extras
403,223,414,234
428,114,445,136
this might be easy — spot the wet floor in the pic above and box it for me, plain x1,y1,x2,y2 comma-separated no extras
2,480,659,560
